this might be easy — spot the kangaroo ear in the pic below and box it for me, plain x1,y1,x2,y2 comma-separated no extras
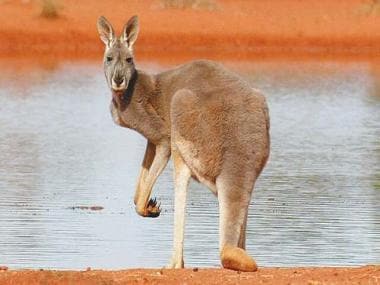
97,16,115,45
122,15,139,49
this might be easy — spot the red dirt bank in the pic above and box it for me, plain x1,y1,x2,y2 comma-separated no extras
1,0,380,61
0,266,379,285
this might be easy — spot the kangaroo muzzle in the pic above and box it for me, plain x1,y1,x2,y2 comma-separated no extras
112,76,127,91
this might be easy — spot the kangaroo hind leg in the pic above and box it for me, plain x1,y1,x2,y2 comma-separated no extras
238,211,248,250
216,174,257,272
167,148,191,269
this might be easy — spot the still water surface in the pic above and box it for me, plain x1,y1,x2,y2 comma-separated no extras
0,59,379,269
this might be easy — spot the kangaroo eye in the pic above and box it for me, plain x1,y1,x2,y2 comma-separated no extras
126,57,133,64
106,56,113,63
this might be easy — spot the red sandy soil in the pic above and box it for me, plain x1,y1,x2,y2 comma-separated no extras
0,266,379,285
1,0,380,62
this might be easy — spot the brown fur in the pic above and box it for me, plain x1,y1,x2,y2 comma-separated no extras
98,16,270,271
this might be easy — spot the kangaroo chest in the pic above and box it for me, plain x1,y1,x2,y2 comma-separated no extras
110,99,168,144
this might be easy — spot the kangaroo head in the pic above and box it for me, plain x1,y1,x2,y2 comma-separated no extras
97,15,139,94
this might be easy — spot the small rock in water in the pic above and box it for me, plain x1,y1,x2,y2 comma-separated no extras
86,267,91,271
70,206,104,211
89,206,104,211
192,267,199,272
0,266,8,271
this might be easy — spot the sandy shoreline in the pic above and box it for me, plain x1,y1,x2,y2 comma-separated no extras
0,266,379,285
2,0,380,60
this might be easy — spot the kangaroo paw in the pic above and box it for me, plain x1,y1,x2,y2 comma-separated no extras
221,245,258,272
145,197,161,217
135,197,161,218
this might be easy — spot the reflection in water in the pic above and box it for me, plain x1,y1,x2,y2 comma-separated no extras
0,60,379,269
369,59,380,98
0,134,45,258
368,58,380,192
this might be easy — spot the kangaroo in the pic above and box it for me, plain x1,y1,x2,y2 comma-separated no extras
97,15,270,272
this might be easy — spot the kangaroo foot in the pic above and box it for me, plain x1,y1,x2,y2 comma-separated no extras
221,245,258,272
136,197,161,218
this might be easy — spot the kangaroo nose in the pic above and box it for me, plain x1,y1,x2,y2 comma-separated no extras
113,77,124,86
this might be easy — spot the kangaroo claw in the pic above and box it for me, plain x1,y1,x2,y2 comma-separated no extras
146,197,161,218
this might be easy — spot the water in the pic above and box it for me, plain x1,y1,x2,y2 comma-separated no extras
0,59,379,269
